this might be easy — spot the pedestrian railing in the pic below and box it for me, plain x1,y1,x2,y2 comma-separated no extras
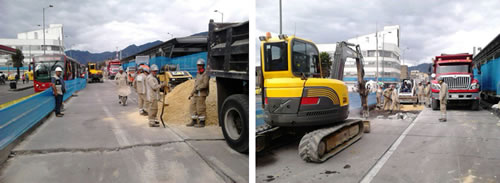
0,78,87,150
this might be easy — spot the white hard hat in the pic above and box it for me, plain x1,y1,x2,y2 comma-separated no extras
119,67,123,71
55,67,63,72
150,64,159,71
143,67,150,73
196,58,205,65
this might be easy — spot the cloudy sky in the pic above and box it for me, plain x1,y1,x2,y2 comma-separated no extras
0,0,248,53
257,0,500,66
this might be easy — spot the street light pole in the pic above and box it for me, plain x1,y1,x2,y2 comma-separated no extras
279,0,282,34
42,5,53,55
214,10,223,23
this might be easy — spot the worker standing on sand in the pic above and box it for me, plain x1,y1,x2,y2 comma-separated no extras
146,64,166,127
390,85,400,113
134,67,148,115
417,82,425,105
187,58,210,128
439,77,449,122
51,67,66,117
376,85,383,108
115,67,130,106
383,85,393,111
424,81,431,107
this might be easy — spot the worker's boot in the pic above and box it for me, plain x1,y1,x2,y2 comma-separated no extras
195,120,205,128
149,120,159,127
118,96,122,104
186,119,197,127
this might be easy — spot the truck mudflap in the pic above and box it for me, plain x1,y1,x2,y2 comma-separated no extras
298,119,366,163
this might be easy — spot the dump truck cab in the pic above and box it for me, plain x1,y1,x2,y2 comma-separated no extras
261,34,349,127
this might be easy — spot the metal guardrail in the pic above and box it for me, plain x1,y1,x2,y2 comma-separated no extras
0,78,87,150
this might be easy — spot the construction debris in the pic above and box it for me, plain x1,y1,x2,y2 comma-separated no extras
161,78,218,125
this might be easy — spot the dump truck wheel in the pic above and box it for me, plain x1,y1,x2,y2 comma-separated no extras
220,94,248,153
471,99,480,111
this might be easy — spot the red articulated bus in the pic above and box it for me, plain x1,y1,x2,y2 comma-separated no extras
32,54,84,92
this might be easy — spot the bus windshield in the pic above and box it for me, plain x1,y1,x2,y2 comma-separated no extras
34,60,64,82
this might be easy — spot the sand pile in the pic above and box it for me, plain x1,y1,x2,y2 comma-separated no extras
161,78,218,125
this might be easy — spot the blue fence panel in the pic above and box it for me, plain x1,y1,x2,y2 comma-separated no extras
143,52,207,77
170,52,207,76
0,77,87,150
479,58,500,94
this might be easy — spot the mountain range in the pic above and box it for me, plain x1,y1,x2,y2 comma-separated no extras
408,63,432,73
64,31,209,64
65,40,163,64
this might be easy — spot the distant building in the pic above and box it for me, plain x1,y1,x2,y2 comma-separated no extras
317,25,401,85
410,70,429,83
0,24,65,68
401,65,409,80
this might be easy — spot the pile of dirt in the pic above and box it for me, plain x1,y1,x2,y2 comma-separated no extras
161,78,218,125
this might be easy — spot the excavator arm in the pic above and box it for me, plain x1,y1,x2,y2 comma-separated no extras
329,41,369,119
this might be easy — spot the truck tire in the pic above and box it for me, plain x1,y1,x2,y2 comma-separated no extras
471,99,480,111
431,99,439,110
220,94,248,153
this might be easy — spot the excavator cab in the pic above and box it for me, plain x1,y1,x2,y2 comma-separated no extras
260,34,350,127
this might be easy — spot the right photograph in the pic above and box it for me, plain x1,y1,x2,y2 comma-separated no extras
255,0,500,183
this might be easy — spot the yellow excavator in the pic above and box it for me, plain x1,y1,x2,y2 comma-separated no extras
257,33,369,163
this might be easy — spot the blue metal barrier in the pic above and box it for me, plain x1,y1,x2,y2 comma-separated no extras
0,78,87,150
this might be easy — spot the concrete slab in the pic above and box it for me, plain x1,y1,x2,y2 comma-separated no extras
169,124,225,140
1,143,224,183
1,80,248,182
256,118,410,183
188,140,249,183
371,107,500,182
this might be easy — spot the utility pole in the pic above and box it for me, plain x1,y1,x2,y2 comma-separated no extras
42,5,53,55
279,0,282,34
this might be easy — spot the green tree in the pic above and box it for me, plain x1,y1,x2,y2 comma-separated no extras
11,49,24,82
320,52,332,78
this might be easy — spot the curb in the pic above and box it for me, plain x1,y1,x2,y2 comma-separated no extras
8,85,33,92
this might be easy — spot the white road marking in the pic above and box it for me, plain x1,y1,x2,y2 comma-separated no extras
360,112,422,183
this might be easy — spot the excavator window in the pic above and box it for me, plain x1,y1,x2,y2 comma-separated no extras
263,42,288,71
291,40,320,77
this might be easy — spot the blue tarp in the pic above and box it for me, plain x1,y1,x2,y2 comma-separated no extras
126,52,207,77
0,78,87,150
474,57,500,95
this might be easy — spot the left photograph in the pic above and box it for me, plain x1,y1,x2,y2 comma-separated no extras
0,0,249,182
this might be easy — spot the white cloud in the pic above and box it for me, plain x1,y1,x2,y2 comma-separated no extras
1,0,249,53
256,0,500,66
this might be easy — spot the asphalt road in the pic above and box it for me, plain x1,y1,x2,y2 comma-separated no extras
0,80,248,183
0,81,34,105
256,107,500,183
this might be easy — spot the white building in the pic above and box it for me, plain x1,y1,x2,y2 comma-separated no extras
0,24,65,68
317,25,401,85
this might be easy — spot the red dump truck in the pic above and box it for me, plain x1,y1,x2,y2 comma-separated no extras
431,53,480,110
107,60,121,79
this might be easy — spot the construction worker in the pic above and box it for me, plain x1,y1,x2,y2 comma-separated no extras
383,85,393,111
115,67,130,105
390,85,400,112
51,67,66,117
439,77,449,122
376,85,383,108
417,82,425,105
146,64,166,127
187,58,210,128
424,81,431,107
134,67,148,115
